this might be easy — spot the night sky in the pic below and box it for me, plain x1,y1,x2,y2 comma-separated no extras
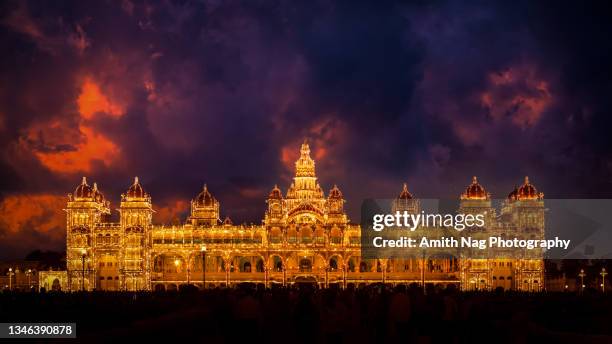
1,1,611,259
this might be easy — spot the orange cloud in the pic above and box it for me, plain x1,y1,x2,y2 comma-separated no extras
155,200,190,224
78,78,124,119
17,77,125,174
480,66,552,129
30,124,120,174
0,194,66,239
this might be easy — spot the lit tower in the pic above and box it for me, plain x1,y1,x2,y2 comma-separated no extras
119,177,153,291
503,176,545,291
265,185,285,225
285,141,326,223
458,176,496,291
326,185,348,225
503,176,545,229
66,177,110,291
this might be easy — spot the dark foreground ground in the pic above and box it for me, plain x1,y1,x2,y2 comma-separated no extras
1,285,611,343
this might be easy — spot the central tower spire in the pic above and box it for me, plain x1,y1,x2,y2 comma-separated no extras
287,140,323,201
295,140,316,177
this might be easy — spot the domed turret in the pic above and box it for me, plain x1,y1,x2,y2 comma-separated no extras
195,184,216,206
517,176,543,200
126,176,146,198
397,183,413,200
268,184,283,199
507,176,543,201
392,183,419,213
328,184,343,199
461,176,488,200
326,184,345,217
190,184,220,226
74,177,93,199
92,182,105,203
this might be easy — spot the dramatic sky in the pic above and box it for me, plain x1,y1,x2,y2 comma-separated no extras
1,0,611,259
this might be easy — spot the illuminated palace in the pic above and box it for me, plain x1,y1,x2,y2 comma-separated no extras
64,142,544,292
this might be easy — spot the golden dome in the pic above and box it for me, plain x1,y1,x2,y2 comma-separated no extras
461,176,488,200
328,184,343,199
397,183,413,200
517,176,541,200
126,176,146,198
195,184,216,206
74,177,93,199
508,176,543,201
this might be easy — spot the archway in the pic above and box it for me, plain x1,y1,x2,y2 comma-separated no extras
271,256,283,272
329,257,339,271
347,257,356,272
51,278,61,291
256,259,264,272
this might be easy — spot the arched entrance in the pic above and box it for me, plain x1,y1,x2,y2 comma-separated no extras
299,258,312,272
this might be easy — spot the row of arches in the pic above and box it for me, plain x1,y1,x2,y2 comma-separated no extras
267,226,345,245
150,252,461,276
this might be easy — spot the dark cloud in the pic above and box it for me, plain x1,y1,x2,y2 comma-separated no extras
0,0,611,258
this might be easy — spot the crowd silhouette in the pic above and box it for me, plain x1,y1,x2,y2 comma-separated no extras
1,284,611,343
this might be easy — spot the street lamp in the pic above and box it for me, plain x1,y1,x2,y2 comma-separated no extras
81,249,87,291
201,246,207,290
26,269,32,290
601,268,607,293
174,259,181,286
579,269,586,294
8,268,13,290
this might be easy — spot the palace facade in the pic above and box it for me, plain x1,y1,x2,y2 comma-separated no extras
63,142,544,292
